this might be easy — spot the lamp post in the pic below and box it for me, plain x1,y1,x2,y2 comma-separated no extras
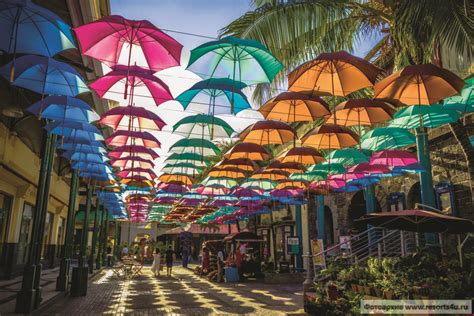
316,195,325,241
71,185,93,297
56,169,79,291
102,210,109,265
295,205,303,271
16,133,55,313
96,206,105,269
89,199,100,273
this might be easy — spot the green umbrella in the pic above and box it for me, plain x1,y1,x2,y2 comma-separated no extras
443,78,473,112
307,162,346,175
360,127,415,151
324,148,370,166
240,179,276,190
169,138,221,156
176,78,250,115
389,104,461,129
188,36,283,85
201,177,238,189
161,162,204,175
173,114,234,139
164,153,210,167
290,171,327,181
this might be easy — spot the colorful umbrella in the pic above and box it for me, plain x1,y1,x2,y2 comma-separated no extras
68,152,109,164
201,177,238,189
196,186,229,196
307,162,346,175
266,161,305,173
177,78,250,115
161,163,203,175
360,127,416,151
443,78,473,113
251,169,289,181
45,121,104,142
207,167,247,179
164,153,210,167
214,158,257,172
231,187,262,198
275,180,309,190
105,130,160,148
388,104,461,129
108,145,159,160
89,65,173,105
111,156,154,169
188,36,283,85
327,98,395,127
302,124,359,149
224,142,271,161
239,120,295,145
369,150,418,167
259,92,330,122
73,15,182,71
347,163,391,175
277,147,325,165
117,168,156,180
173,114,234,139
99,106,166,131
169,138,221,155
27,96,99,123
240,179,276,190
290,171,327,182
158,174,194,186
325,148,369,166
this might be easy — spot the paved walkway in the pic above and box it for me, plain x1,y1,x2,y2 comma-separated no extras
40,266,305,315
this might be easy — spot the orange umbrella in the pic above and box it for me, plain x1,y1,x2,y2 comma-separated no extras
327,98,396,127
158,174,193,186
239,120,295,145
275,180,309,190
374,64,464,105
277,146,325,165
224,142,271,161
288,51,382,97
214,158,257,172
251,169,289,181
208,167,247,179
266,161,305,173
302,123,359,149
120,179,155,188
259,91,330,122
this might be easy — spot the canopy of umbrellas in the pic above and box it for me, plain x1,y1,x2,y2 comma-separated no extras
0,1,472,224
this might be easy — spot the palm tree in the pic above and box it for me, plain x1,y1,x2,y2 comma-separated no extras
222,0,472,103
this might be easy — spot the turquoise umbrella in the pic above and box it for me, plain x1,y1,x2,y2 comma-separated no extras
161,163,203,176
176,78,250,115
360,127,416,151
325,148,370,166
443,78,473,113
164,153,210,167
169,138,221,156
388,104,461,129
290,171,327,181
201,177,238,189
240,179,276,190
173,114,234,139
187,36,283,85
307,162,346,175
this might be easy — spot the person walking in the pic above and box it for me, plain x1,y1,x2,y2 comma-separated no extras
217,249,224,283
151,248,161,277
165,246,175,277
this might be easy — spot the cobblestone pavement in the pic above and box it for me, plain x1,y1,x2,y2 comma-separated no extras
40,266,305,315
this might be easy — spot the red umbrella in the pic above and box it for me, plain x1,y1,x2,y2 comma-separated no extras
108,145,159,160
99,106,166,131
111,156,154,169
106,130,161,148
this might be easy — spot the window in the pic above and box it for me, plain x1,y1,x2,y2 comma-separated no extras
17,203,34,265
0,193,13,261
41,212,54,258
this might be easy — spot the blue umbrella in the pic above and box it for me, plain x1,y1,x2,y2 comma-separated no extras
27,96,99,122
61,145,107,157
0,55,89,96
72,162,113,174
0,0,75,57
45,121,104,142
58,140,105,149
392,163,426,174
68,152,109,164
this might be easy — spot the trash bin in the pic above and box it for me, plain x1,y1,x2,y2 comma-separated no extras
224,267,239,282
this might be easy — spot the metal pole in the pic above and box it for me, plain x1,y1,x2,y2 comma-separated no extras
316,195,325,241
96,206,105,269
56,169,79,291
102,210,109,265
295,205,303,271
89,198,100,273
16,133,53,313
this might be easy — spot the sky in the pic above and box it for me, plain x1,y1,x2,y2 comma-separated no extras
109,1,379,178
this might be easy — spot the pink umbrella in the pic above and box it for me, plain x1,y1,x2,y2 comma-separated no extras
369,150,418,167
231,187,263,198
329,172,365,181
196,186,229,196
89,65,173,105
117,168,157,179
178,199,203,207
156,183,188,194
106,130,161,148
154,197,177,204
270,188,304,197
121,175,154,182
108,145,158,160
99,106,166,131
208,199,236,207
237,199,265,208
310,179,346,191
347,162,391,175
111,156,154,169
73,15,182,71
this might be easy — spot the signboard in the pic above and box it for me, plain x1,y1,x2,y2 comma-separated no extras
286,236,300,254
311,239,326,267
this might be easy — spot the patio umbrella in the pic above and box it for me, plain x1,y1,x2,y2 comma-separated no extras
89,65,173,105
165,153,210,167
99,106,166,131
188,36,283,85
173,114,234,139
239,120,295,145
108,145,158,160
0,55,89,97
176,78,250,115
356,210,474,233
73,15,182,71
27,96,99,123
111,156,154,169
169,138,221,155
327,98,395,128
288,51,381,97
360,127,415,151
158,174,193,186
325,148,369,166
105,130,160,148
388,104,461,129
278,147,325,164
302,123,359,149
224,142,271,161
369,150,418,167
259,92,330,122
0,0,75,57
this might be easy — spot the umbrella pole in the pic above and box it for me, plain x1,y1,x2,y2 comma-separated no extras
316,195,325,241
